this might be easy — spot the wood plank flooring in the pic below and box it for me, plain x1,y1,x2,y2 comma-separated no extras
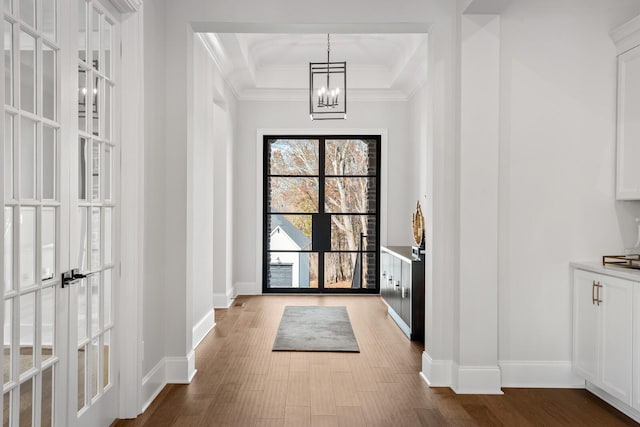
114,295,637,427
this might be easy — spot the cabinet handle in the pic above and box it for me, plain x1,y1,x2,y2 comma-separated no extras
592,281,596,305
596,282,603,306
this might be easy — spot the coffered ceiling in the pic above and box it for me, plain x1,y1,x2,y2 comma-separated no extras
201,33,428,102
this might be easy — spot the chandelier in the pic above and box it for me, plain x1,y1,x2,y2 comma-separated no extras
309,34,347,120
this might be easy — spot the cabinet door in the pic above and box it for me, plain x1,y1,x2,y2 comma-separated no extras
400,260,411,326
599,275,633,405
380,252,391,302
634,285,640,411
572,270,599,384
390,257,402,315
616,45,640,200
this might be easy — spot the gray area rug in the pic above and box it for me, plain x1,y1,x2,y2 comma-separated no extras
273,306,360,352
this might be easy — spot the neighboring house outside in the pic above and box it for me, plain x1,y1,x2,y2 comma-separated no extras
269,215,311,288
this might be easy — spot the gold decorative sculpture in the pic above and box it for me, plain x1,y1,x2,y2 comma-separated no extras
412,201,425,248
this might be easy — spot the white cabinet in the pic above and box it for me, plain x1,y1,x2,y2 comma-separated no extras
572,269,633,405
613,16,640,200
635,285,640,411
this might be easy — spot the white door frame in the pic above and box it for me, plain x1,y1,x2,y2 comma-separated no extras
111,0,144,419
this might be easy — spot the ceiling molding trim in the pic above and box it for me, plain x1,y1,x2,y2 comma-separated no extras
199,34,241,101
109,0,142,13
238,88,409,102
611,14,640,55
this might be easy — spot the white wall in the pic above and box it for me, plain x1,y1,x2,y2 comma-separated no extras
189,36,215,331
142,0,166,377
497,0,640,385
233,99,414,293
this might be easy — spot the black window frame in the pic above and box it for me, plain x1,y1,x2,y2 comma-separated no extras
262,135,382,294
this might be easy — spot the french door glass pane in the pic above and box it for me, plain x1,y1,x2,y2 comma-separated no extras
4,208,13,293
41,367,53,427
92,77,101,137
91,8,100,70
330,215,376,251
42,43,56,120
77,280,87,343
42,207,55,280
20,117,36,199
91,207,100,268
3,300,12,383
103,269,111,325
43,125,56,200
78,137,88,199
4,20,13,106
77,346,85,411
19,292,35,374
4,113,13,199
90,275,99,334
41,0,56,41
19,378,33,426
90,338,99,399
325,139,374,176
4,0,12,14
103,18,112,78
76,208,88,270
104,208,111,264
104,146,111,200
268,177,318,213
91,141,100,200
269,139,319,175
104,84,111,139
19,0,34,28
325,177,376,213
19,207,36,288
3,392,10,427
103,330,110,389
78,0,86,61
78,69,87,131
19,31,36,113
41,286,55,361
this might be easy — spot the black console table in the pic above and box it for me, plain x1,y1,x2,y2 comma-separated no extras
380,246,425,342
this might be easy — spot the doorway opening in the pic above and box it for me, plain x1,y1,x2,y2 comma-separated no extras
262,135,380,293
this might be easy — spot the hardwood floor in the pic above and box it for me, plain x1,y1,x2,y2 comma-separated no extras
114,295,637,427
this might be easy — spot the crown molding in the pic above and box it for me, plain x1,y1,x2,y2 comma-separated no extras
109,0,142,13
611,14,640,55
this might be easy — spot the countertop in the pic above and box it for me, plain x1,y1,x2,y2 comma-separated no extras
381,245,424,263
570,261,640,282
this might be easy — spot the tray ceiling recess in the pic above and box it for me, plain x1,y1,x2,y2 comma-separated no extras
201,33,428,102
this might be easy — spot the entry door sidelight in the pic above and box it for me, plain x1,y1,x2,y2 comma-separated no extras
263,136,380,293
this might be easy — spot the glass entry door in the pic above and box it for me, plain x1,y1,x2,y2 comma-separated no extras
263,136,380,293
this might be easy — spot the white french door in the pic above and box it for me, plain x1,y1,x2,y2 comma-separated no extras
67,1,119,425
2,0,120,425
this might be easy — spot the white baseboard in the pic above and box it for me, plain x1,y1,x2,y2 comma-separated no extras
140,352,198,414
192,309,215,349
587,382,640,423
421,351,452,387
499,360,584,388
212,292,233,308
452,363,503,394
141,359,167,413
235,281,260,295
165,351,197,384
